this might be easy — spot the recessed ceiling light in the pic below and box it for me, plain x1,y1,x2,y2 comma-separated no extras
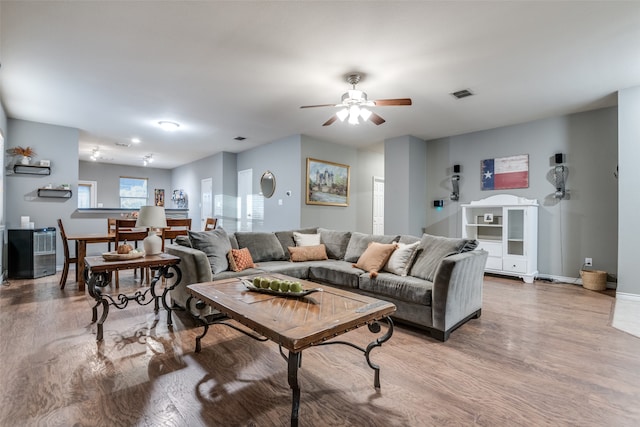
158,120,180,131
131,137,141,143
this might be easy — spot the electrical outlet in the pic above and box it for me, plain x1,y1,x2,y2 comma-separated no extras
585,257,593,267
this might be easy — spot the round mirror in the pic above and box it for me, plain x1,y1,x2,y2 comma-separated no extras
260,171,276,198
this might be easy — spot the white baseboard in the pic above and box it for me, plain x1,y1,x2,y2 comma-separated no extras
535,273,617,289
615,292,640,302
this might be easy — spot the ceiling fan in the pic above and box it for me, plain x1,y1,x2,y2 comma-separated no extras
300,73,412,126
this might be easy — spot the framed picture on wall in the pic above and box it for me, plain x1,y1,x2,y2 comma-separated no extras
305,158,350,206
481,154,529,190
154,189,165,207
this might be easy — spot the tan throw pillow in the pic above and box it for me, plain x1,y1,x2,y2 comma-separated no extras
288,244,329,262
354,242,398,278
228,248,256,272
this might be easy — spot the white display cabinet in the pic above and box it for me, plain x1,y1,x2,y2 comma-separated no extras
462,194,538,283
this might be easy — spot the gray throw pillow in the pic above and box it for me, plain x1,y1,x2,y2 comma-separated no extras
318,228,352,260
343,232,399,263
235,232,286,262
410,234,467,282
188,228,232,274
174,235,192,248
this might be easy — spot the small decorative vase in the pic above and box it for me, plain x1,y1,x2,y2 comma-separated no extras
21,156,30,165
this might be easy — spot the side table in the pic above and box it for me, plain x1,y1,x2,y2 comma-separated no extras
84,253,182,341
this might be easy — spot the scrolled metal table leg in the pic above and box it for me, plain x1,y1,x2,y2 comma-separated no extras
160,265,182,326
365,316,394,389
288,351,301,427
195,322,209,353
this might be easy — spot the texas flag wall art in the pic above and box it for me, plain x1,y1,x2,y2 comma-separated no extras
481,154,529,190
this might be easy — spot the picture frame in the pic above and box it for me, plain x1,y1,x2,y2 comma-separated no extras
154,189,165,207
484,213,494,222
306,158,350,206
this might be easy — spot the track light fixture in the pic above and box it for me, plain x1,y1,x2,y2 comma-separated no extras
90,147,101,161
143,154,154,166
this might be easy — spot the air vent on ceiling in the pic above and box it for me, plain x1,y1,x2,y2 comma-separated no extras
234,136,247,141
115,142,131,147
451,89,474,99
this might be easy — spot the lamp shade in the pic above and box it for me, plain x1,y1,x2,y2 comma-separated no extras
135,206,167,255
135,206,167,228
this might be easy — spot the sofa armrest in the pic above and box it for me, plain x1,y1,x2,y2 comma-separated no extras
431,250,488,333
165,243,213,310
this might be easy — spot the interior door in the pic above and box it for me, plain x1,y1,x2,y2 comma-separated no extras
373,176,385,235
200,178,212,230
237,169,253,232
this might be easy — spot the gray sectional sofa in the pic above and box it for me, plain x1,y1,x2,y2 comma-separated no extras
165,227,488,341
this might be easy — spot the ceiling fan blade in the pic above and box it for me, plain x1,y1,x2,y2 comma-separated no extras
369,112,386,126
322,115,338,126
300,104,337,109
373,98,412,106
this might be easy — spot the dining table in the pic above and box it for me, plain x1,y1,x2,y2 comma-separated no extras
64,232,115,291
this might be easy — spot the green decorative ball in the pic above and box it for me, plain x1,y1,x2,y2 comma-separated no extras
253,277,262,287
260,278,271,289
279,281,290,292
290,282,303,293
270,280,281,291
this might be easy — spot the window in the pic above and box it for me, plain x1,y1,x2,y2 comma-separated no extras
119,177,148,208
78,180,97,208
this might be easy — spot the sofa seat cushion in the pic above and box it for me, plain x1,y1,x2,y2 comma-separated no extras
235,232,286,262
308,260,364,288
343,232,399,262
318,228,352,260
256,261,313,279
359,272,433,306
214,268,264,281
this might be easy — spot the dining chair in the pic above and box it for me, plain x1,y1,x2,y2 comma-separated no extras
107,218,117,251
114,219,149,287
204,217,217,231
57,219,78,289
162,218,192,251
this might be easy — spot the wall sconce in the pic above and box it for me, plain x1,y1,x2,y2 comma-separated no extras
450,164,461,201
553,153,567,199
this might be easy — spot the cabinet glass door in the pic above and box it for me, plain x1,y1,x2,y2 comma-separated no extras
506,209,524,256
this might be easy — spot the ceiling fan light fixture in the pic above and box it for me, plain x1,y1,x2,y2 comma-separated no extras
336,108,349,122
360,108,372,121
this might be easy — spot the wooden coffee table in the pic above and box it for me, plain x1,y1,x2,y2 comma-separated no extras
186,273,396,427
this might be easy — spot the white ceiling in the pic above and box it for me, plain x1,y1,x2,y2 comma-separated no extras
1,1,639,169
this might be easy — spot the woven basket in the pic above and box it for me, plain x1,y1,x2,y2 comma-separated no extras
580,269,607,291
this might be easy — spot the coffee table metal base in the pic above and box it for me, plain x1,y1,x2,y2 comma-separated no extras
194,315,394,427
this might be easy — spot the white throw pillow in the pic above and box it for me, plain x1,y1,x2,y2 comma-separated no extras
293,232,321,247
383,241,420,276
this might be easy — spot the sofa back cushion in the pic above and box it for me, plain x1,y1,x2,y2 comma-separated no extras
410,234,469,282
188,228,232,274
344,232,399,262
235,232,286,262
318,228,352,260
274,228,318,260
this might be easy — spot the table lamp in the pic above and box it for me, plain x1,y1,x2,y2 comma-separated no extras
135,205,167,255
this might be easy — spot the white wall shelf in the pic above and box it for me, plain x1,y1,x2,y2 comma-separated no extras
462,194,539,283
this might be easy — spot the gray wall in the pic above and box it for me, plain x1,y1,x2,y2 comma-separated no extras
79,161,172,208
237,135,302,231
6,119,80,266
354,148,385,234
618,86,640,297
300,135,360,231
0,103,6,278
424,107,618,279
384,135,428,236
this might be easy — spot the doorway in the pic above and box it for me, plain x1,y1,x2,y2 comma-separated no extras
200,178,212,231
237,169,253,232
373,176,384,235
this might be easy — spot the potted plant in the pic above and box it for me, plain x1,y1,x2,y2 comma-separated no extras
9,146,36,165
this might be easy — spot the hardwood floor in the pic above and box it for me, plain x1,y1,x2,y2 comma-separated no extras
1,272,639,426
